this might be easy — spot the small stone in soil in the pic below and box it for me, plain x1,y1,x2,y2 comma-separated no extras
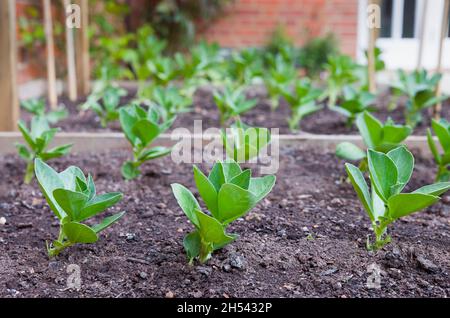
229,252,245,270
197,266,212,276
165,291,174,298
416,255,439,273
138,272,148,280
0,217,6,225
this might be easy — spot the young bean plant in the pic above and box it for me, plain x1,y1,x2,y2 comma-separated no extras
427,119,450,182
35,159,125,257
391,70,448,127
333,86,376,127
21,98,68,124
324,55,358,108
16,117,72,183
213,85,258,127
172,160,276,263
280,79,322,131
221,120,271,162
264,55,297,110
346,146,450,250
150,86,192,120
119,104,175,180
81,84,128,127
336,111,412,171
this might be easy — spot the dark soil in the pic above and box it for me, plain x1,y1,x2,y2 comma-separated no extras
20,87,450,136
0,147,449,298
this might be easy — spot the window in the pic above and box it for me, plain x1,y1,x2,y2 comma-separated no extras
379,0,418,38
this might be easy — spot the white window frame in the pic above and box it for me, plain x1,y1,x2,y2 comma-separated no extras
357,0,450,70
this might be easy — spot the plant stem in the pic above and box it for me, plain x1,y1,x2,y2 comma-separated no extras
24,160,35,184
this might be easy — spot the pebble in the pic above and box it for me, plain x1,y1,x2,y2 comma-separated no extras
165,291,174,298
229,252,245,269
197,266,212,276
442,196,450,205
416,255,439,273
0,217,6,225
156,203,166,209
139,272,148,279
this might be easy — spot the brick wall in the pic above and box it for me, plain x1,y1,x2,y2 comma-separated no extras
16,0,359,84
199,0,358,56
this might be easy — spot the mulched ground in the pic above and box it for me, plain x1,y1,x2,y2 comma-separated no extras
20,86,450,136
0,147,449,298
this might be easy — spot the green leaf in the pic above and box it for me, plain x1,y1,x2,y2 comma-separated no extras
193,165,219,218
34,159,66,220
171,183,200,227
248,175,276,201
138,146,171,161
368,149,398,202
217,183,257,224
53,189,89,221
357,112,382,148
195,209,235,244
388,193,439,219
63,222,98,244
431,119,450,151
345,163,374,221
229,169,251,190
18,120,35,149
59,166,86,191
336,142,366,161
131,119,160,147
382,124,412,144
91,211,126,233
427,129,441,164
221,161,242,182
208,162,225,192
121,161,140,180
387,146,414,187
16,143,32,160
413,182,450,196
79,192,123,221
183,231,201,262
39,144,72,160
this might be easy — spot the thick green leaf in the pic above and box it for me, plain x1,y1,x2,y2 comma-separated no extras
229,169,251,190
413,182,450,196
59,166,86,191
183,231,201,262
39,144,72,160
34,159,66,220
357,112,383,148
16,143,32,160
138,146,171,161
248,175,276,202
427,129,441,164
119,107,139,146
221,161,242,182
193,165,219,218
79,192,123,221
63,222,98,243
345,163,374,221
121,161,140,180
382,124,412,144
132,119,160,147
195,209,235,244
87,174,96,200
18,121,35,149
431,119,450,151
53,189,89,221
388,193,439,219
387,146,414,188
217,183,256,224
91,211,126,233
171,183,200,227
208,162,225,192
368,149,398,202
336,142,366,161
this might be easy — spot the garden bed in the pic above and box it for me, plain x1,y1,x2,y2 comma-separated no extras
1,147,449,298
20,86,450,136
